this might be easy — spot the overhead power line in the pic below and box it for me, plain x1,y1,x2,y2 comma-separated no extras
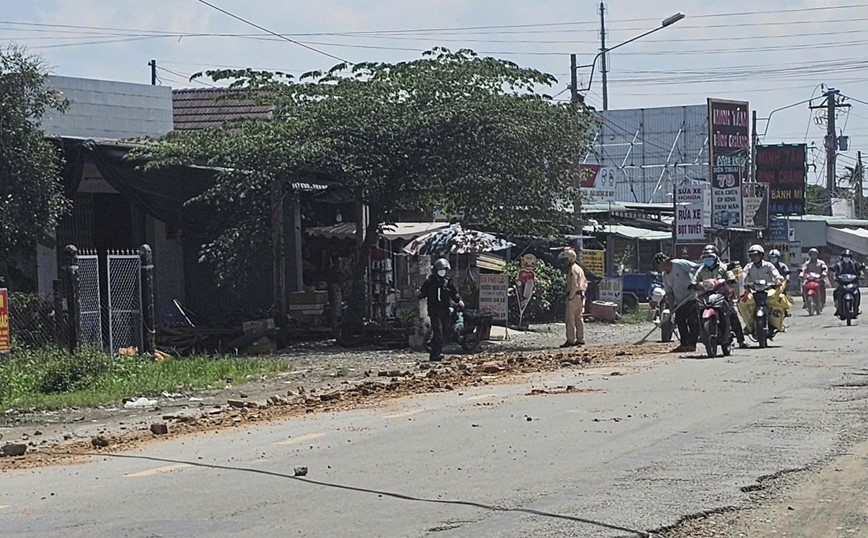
193,0,352,64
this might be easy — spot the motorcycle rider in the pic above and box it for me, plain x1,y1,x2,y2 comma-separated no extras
799,248,828,309
655,252,698,353
691,245,747,348
745,245,784,287
768,249,791,285
830,249,865,318
419,258,463,361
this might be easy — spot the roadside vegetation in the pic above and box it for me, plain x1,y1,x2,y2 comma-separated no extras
0,347,290,412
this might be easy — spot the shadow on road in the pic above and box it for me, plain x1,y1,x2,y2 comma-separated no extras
87,452,650,537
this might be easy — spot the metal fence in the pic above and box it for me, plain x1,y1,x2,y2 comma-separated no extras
107,251,142,354
7,292,63,350
4,245,153,355
78,251,103,348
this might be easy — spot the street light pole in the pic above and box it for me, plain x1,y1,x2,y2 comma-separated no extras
575,11,685,109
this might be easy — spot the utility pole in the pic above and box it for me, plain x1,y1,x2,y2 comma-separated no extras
148,60,157,85
751,110,758,182
810,89,850,197
858,150,864,218
599,2,608,110
570,54,580,105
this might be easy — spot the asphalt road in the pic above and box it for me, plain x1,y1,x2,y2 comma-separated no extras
2,296,867,538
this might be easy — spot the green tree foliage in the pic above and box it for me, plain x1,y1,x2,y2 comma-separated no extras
139,49,592,291
503,259,566,323
0,46,69,285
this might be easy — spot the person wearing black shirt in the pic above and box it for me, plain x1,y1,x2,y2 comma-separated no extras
419,258,463,361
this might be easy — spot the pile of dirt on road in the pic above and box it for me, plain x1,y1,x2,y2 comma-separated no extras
0,343,667,470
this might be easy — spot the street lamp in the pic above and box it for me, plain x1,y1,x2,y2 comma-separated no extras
571,11,685,110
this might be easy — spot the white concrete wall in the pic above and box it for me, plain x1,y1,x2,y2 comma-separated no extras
42,75,173,139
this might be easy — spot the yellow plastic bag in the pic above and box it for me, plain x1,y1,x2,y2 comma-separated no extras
739,286,789,333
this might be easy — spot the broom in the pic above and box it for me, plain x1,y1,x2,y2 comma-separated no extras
632,295,695,345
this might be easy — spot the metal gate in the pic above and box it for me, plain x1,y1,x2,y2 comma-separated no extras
78,251,103,347
107,251,142,353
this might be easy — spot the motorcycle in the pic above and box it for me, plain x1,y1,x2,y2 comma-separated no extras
835,273,860,326
745,280,778,348
649,285,675,343
802,272,824,316
425,306,491,353
694,278,733,358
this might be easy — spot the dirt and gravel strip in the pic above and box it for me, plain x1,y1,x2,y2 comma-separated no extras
0,326,668,471
657,429,868,538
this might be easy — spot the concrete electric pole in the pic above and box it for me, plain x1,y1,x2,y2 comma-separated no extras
810,89,850,196
599,2,608,110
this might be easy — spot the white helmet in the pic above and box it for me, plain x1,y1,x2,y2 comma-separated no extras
769,249,781,259
748,244,765,256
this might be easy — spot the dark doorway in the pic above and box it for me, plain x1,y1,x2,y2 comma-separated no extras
93,194,134,253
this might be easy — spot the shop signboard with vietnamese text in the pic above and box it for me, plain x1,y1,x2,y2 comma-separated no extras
582,249,605,277
479,274,509,323
708,98,750,229
742,182,769,229
599,277,623,310
675,182,706,241
756,144,807,216
578,164,616,203
0,289,9,353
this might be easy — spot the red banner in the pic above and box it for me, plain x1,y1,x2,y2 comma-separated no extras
0,289,9,353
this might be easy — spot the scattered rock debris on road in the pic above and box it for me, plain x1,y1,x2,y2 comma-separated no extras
0,342,667,471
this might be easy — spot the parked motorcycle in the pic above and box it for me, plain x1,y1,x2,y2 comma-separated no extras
746,280,778,348
425,307,491,353
649,285,675,343
695,278,733,358
835,273,860,326
802,272,824,316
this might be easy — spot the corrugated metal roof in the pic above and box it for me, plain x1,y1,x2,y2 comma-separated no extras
583,224,671,241
173,88,274,130
787,215,868,228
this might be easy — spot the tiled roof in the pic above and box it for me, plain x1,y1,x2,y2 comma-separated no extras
172,88,274,130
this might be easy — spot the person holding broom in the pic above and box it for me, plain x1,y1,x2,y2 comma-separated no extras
654,252,699,353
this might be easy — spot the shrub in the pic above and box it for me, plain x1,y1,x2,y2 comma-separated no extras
503,259,566,324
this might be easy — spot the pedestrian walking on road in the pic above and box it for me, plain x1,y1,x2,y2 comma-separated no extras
560,247,587,348
419,258,463,361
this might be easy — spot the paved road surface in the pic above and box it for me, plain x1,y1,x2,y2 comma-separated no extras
2,299,866,537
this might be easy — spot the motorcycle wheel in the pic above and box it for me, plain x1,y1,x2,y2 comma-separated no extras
660,319,674,343
755,317,768,349
336,320,364,347
845,298,853,326
702,319,718,358
459,330,482,352
806,295,815,316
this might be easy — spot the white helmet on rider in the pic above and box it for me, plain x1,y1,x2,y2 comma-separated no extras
769,249,781,260
699,245,718,268
809,248,819,260
748,244,765,258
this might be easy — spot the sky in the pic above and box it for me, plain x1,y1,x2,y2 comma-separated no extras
3,0,868,185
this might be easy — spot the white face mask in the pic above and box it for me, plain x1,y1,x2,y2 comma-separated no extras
437,270,447,277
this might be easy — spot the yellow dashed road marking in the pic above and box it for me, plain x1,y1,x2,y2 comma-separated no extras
275,432,326,446
383,409,422,419
467,393,498,401
125,464,191,478
0,505,10,510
